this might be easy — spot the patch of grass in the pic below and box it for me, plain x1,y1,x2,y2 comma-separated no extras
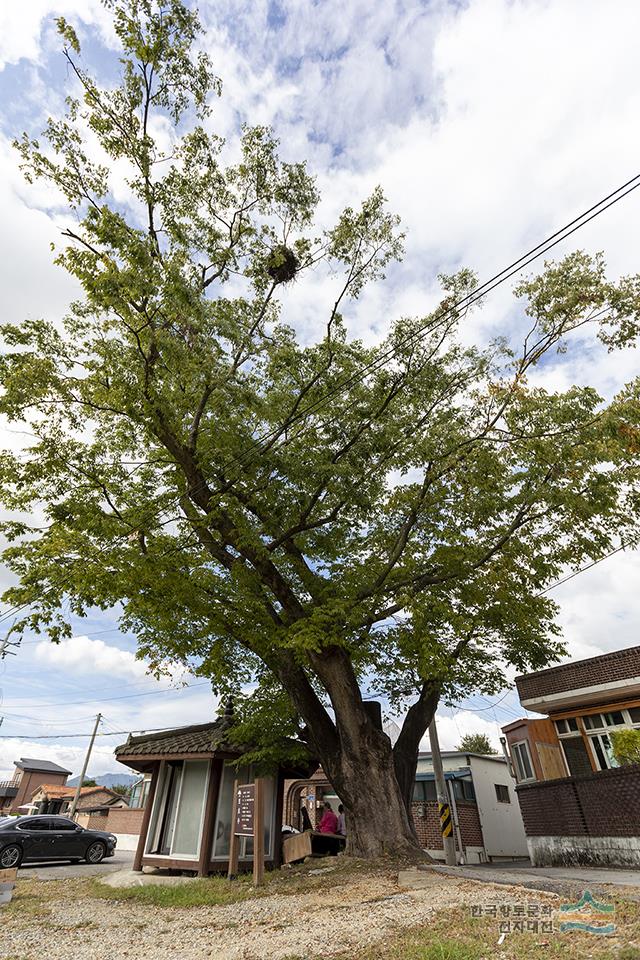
326,898,640,960
89,856,393,909
91,873,261,908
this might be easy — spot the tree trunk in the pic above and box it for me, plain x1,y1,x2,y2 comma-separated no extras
306,646,424,858
321,730,421,858
274,647,439,859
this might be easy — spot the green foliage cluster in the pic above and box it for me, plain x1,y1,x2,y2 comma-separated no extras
2,0,640,791
610,728,640,766
455,734,497,755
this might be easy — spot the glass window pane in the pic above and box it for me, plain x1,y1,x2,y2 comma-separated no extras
567,718,579,732
562,736,593,776
172,760,209,858
463,780,476,801
555,720,567,735
584,714,603,730
514,742,534,780
590,735,608,770
412,782,425,802
629,707,640,723
424,781,437,801
212,763,250,859
606,712,625,727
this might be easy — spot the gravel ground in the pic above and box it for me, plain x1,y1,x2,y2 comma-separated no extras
1,869,558,960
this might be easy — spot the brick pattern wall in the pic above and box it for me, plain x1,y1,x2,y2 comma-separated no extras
102,807,145,835
516,646,640,702
517,764,640,838
75,789,119,811
412,801,483,849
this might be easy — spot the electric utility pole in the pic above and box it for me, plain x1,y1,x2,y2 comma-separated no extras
428,716,457,866
69,713,102,818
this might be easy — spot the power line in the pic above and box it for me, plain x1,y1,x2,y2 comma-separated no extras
0,174,638,634
1,679,210,709
0,723,190,740
538,543,627,595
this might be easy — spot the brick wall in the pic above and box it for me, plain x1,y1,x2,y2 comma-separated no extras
516,764,640,838
516,646,640,702
76,789,118,811
103,807,145,835
412,801,483,849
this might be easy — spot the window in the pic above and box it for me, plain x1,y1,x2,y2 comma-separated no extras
172,761,209,858
451,779,476,802
146,760,210,860
583,713,604,730
555,718,579,734
590,733,619,771
560,736,593,777
413,781,437,803
604,711,625,727
51,818,77,831
512,741,535,782
495,783,510,803
20,818,50,831
578,708,640,771
211,762,276,861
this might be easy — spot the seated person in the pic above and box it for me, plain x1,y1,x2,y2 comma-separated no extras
317,801,339,834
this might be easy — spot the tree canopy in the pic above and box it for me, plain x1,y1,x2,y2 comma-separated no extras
456,734,497,756
2,0,640,855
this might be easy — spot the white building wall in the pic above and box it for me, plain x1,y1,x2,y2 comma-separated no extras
468,755,528,859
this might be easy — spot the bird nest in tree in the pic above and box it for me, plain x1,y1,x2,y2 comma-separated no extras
266,244,299,284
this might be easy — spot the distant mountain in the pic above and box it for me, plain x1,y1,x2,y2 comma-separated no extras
67,772,138,789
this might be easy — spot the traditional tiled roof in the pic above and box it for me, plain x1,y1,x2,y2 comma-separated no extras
115,718,238,758
30,784,118,801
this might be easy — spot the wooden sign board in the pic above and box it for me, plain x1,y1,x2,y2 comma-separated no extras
234,783,255,837
227,777,266,887
0,867,17,907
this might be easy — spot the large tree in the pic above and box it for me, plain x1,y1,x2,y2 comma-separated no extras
2,0,640,857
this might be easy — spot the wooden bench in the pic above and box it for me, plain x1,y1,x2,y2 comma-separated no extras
282,830,346,864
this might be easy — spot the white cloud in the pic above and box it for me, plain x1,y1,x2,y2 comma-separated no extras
421,709,505,752
0,1,112,70
34,634,151,681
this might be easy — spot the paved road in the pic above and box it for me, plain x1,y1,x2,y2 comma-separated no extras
427,860,640,900
18,848,135,880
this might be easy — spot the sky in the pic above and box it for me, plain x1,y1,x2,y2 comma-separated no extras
1,0,640,778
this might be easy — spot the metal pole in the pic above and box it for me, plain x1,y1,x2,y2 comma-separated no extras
69,713,101,818
447,778,465,865
428,717,457,866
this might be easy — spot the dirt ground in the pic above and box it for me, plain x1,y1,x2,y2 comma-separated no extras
0,863,552,960
0,861,636,960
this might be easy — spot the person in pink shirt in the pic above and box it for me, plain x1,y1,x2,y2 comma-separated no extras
317,802,339,834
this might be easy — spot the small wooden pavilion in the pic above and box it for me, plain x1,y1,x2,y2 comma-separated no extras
115,711,310,876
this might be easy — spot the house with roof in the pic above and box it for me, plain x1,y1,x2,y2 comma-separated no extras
0,758,72,816
502,644,640,866
114,706,311,876
30,783,127,817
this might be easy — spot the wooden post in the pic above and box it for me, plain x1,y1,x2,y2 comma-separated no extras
197,760,221,878
227,779,240,879
253,777,264,887
132,763,159,873
273,772,284,868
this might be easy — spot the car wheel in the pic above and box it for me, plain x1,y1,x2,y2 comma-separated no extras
0,844,23,869
85,841,106,864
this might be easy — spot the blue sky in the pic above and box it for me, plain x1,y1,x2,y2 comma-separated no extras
1,0,640,777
